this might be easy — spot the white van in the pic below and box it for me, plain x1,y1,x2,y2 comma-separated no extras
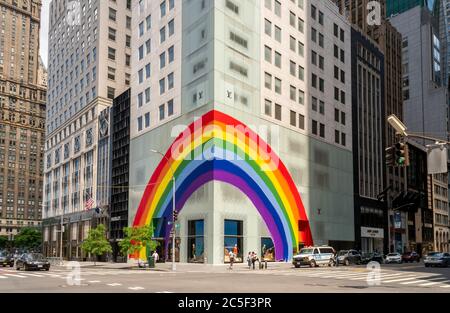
292,246,335,268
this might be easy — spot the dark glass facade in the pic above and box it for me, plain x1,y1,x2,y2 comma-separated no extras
110,89,130,262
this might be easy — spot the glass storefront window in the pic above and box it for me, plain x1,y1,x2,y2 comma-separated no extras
224,220,243,263
261,237,275,261
188,220,204,263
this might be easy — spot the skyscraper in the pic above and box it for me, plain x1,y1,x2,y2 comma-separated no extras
42,0,131,259
129,0,355,264
0,0,46,238
332,0,404,254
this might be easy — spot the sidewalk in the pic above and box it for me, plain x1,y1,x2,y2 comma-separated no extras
54,260,294,272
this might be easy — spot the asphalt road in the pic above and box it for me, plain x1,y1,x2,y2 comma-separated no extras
1,262,450,293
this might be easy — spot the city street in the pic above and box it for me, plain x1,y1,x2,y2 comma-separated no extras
1,262,450,293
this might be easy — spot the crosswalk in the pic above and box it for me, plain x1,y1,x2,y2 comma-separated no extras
245,267,450,289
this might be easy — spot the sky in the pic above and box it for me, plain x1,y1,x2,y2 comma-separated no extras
39,0,50,68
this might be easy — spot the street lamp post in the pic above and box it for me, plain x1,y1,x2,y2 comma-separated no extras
150,149,176,271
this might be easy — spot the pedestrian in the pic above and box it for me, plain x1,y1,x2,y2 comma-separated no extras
251,252,258,270
229,251,235,269
247,252,252,269
152,250,159,264
335,250,339,267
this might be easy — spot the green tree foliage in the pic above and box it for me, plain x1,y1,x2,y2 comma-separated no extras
14,228,42,250
119,224,159,259
81,224,112,265
0,236,8,249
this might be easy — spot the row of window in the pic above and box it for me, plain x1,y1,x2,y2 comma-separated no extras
137,99,174,132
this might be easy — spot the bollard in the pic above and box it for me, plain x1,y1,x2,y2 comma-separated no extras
265,260,267,269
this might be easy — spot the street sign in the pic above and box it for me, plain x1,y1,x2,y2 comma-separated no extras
427,144,448,174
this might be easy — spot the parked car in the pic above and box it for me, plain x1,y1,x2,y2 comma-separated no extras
337,250,362,266
385,253,403,264
15,253,50,271
0,251,14,267
424,252,450,268
361,252,385,264
402,251,421,263
292,246,335,268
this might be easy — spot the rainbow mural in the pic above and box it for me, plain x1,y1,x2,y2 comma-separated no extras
132,110,313,261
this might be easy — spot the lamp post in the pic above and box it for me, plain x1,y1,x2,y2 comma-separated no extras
150,149,176,271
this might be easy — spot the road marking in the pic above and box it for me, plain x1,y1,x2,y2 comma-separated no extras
419,280,450,287
440,284,450,288
383,276,419,283
88,280,101,283
128,287,145,291
21,273,44,277
0,275,7,279
4,274,26,278
107,283,122,287
156,291,173,293
400,280,429,285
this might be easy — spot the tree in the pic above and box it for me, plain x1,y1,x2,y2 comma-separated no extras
14,227,41,250
0,236,8,250
119,224,159,262
80,224,112,265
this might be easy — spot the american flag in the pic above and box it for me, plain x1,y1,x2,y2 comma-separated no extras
84,194,94,211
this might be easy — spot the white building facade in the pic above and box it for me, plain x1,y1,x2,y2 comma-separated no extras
129,0,355,264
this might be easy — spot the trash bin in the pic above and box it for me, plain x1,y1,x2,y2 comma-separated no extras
148,256,155,268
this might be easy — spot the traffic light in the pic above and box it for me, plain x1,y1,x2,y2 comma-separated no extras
173,211,178,222
394,142,409,167
385,146,395,167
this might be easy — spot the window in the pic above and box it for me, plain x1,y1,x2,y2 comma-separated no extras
160,1,166,17
311,97,317,111
265,99,272,116
224,220,243,263
275,104,282,120
168,46,175,63
160,27,166,43
138,93,143,107
264,19,272,36
264,72,272,89
108,27,116,41
159,79,165,94
264,45,272,63
109,8,116,21
139,22,144,37
290,86,296,101
145,63,151,78
168,19,175,36
145,112,150,128
312,120,318,135
274,78,281,94
145,87,151,103
108,47,116,60
160,52,166,69
137,116,143,131
146,39,151,54
107,87,115,100
341,133,346,146
168,100,174,116
335,130,340,144
274,26,281,42
168,73,174,90
146,15,152,30
274,52,281,68
138,69,143,83
319,123,325,138
274,1,281,17
299,114,305,130
290,111,297,127
159,104,165,120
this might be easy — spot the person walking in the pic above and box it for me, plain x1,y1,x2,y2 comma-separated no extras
251,252,258,270
228,251,235,270
247,252,252,269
